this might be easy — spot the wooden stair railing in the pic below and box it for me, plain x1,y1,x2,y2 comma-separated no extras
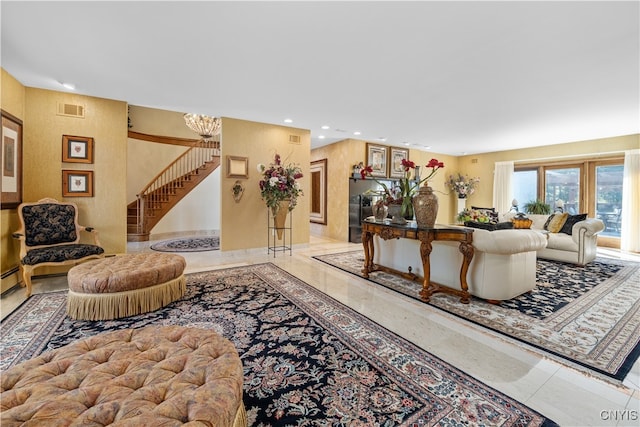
127,140,220,241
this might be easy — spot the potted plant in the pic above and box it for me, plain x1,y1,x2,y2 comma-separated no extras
523,199,551,215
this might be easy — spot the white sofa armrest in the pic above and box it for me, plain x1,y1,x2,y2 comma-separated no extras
470,228,548,254
571,218,604,243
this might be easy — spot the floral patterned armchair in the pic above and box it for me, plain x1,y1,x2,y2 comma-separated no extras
12,198,104,297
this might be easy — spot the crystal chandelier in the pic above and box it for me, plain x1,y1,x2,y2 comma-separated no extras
183,113,221,140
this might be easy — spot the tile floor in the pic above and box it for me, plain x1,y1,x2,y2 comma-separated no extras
2,233,639,426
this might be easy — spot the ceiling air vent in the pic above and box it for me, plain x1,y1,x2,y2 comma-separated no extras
288,134,301,144
57,103,85,118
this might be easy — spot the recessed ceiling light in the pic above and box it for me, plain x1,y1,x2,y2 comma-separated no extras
318,135,325,139
284,118,293,124
378,137,386,141
425,146,432,150
61,82,75,90
321,125,330,130
353,131,361,136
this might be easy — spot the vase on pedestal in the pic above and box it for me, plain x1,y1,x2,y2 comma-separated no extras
412,183,439,228
271,199,290,240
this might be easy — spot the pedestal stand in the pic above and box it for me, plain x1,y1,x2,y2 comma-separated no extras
267,208,292,257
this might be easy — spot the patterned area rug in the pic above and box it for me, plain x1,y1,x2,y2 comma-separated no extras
0,264,556,426
150,236,219,252
313,251,640,382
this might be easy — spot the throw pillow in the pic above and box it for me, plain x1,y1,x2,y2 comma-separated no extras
559,213,587,235
512,217,533,229
464,221,513,231
546,212,569,233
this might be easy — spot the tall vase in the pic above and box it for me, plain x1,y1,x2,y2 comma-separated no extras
412,184,439,228
271,199,290,240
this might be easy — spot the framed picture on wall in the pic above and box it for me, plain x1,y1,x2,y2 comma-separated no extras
1,110,23,209
226,156,249,178
62,170,94,197
310,158,327,224
389,147,409,178
62,135,94,163
366,143,388,178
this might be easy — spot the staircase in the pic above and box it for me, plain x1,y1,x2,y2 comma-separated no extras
127,141,220,242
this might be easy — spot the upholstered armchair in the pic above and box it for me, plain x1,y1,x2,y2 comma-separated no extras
12,198,105,297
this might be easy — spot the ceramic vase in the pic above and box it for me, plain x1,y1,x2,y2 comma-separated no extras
412,184,439,228
271,199,290,240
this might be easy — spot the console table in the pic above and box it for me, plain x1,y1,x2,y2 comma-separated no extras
361,219,474,303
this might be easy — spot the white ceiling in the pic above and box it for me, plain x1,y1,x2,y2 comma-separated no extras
1,1,638,155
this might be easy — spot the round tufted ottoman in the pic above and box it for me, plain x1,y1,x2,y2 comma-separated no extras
0,326,247,427
66,253,187,320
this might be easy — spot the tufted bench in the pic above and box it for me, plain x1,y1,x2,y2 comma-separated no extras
66,253,187,320
0,326,247,427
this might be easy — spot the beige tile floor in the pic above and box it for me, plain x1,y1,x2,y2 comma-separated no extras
2,233,639,426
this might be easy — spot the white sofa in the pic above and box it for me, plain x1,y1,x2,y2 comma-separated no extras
373,227,548,302
501,212,605,266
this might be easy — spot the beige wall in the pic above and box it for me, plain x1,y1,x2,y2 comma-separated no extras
311,139,459,241
22,88,128,260
220,117,310,251
1,69,26,292
1,73,128,290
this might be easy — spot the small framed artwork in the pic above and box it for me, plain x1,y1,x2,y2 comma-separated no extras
227,156,249,178
62,135,94,163
366,143,388,178
389,147,410,178
62,170,94,197
310,159,327,225
1,110,23,209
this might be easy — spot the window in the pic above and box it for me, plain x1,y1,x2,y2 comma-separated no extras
545,167,581,214
515,157,624,246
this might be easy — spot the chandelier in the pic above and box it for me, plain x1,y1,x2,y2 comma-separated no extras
183,113,221,140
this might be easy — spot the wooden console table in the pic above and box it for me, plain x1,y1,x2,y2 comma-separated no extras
361,219,474,303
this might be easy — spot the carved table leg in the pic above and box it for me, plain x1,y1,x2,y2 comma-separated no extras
361,229,374,278
457,240,474,304
418,231,434,302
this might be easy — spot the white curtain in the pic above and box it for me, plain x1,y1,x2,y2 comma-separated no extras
621,149,640,252
492,161,514,214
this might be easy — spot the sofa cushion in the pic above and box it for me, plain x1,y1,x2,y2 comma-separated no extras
544,213,569,233
559,213,587,235
547,233,579,251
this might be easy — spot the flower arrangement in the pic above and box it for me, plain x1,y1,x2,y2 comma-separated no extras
446,173,480,198
456,208,492,224
257,153,303,212
361,158,444,218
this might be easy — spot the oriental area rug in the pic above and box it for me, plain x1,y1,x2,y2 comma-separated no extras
313,251,640,383
150,236,219,252
0,264,556,426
